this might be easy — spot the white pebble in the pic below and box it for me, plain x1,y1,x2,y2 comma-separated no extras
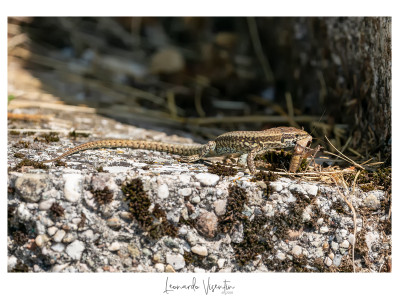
154,263,165,272
17,204,32,221
291,245,303,256
320,226,329,233
324,257,333,267
51,263,70,272
63,174,83,202
108,241,121,251
166,254,185,270
276,252,286,260
331,241,339,251
217,258,226,268
65,240,85,260
191,245,208,256
35,234,49,248
214,200,227,216
51,242,66,252
179,188,192,197
340,240,350,249
39,199,55,211
191,196,201,204
53,230,66,243
194,267,206,273
302,184,319,196
157,184,169,199
195,173,220,187
8,256,17,271
47,226,58,236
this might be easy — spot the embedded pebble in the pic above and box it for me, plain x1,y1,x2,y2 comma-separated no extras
195,173,220,187
340,240,350,249
315,247,324,258
213,200,227,216
217,259,226,269
196,211,218,238
291,245,302,256
191,196,201,204
363,193,380,209
39,199,55,211
157,184,169,199
191,245,208,256
63,174,83,203
51,242,66,252
65,240,85,260
166,254,185,270
128,243,140,258
107,217,121,230
276,252,286,260
81,230,94,241
155,263,165,272
333,254,342,266
53,230,66,243
194,267,206,273
35,221,46,235
269,182,283,192
179,174,191,184
35,234,49,248
47,226,58,236
302,184,319,196
186,232,198,246
108,241,121,251
165,265,176,272
51,263,70,272
17,204,32,221
179,188,192,197
8,256,17,271
15,174,50,202
62,232,77,243
320,226,329,233
324,257,332,267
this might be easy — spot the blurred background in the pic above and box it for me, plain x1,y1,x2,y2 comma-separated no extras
7,17,391,165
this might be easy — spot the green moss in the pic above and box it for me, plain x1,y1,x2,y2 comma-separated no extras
344,167,391,193
91,186,114,205
183,252,217,269
38,132,60,143
121,179,177,239
12,158,49,170
218,185,248,234
256,149,292,171
13,152,25,159
50,202,65,219
10,260,29,272
208,162,238,177
78,212,86,229
15,140,31,148
69,130,90,138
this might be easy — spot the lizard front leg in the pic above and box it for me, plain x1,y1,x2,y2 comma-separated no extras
246,146,262,174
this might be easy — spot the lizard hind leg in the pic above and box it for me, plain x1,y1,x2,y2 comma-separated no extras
180,141,216,163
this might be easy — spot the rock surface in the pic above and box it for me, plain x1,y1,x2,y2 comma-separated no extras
7,110,391,273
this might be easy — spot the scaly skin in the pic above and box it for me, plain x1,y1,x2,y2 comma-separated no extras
42,127,315,174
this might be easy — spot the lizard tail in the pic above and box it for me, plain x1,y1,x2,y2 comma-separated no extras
42,139,206,163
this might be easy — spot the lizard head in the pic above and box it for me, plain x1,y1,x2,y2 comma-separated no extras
278,127,312,148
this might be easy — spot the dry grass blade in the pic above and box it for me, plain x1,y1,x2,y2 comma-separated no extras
324,136,365,170
330,174,358,273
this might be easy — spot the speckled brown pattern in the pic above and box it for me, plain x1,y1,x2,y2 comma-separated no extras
42,127,314,174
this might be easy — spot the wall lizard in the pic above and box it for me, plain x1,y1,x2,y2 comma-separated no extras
42,126,319,174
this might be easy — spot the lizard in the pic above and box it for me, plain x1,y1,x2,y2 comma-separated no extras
41,126,318,174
